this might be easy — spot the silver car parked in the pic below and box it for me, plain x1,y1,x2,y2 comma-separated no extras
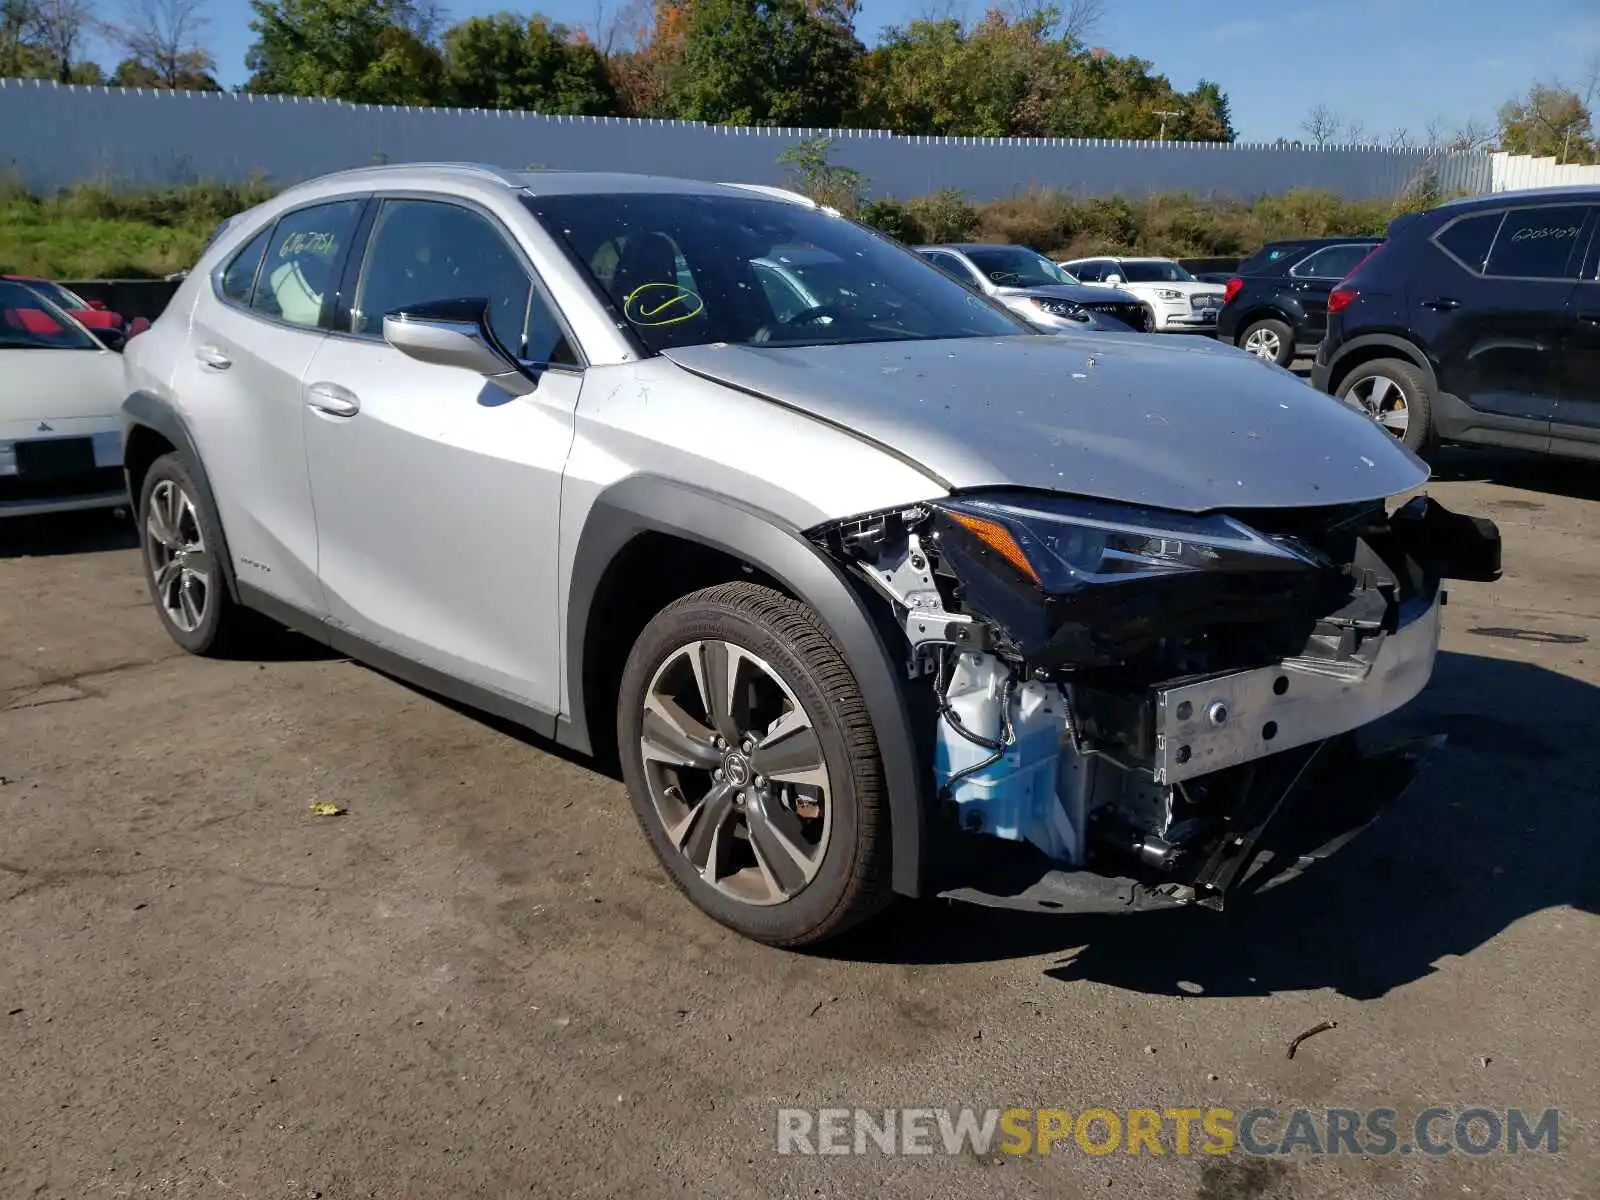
122,164,1500,947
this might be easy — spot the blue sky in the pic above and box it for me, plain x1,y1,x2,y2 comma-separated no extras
84,0,1600,143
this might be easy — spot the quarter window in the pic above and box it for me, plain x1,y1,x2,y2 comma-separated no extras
1435,212,1504,273
1290,243,1376,279
251,199,365,328
355,199,576,366
219,227,271,305
1483,206,1591,280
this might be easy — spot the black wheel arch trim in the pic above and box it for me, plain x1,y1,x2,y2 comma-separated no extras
561,474,930,897
122,390,241,603
1325,333,1439,393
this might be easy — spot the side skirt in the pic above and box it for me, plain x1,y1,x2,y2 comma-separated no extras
238,583,560,742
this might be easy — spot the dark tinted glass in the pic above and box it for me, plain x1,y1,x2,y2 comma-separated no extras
220,226,271,304
1483,206,1590,279
1435,212,1503,273
1071,261,1102,281
355,199,575,365
1290,243,1377,279
252,199,365,328
529,192,1030,352
1237,243,1305,275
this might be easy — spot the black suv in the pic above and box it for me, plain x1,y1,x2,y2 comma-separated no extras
1217,237,1383,366
1314,187,1600,456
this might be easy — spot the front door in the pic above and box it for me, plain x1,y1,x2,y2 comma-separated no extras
1554,218,1600,449
1286,242,1376,346
173,197,368,615
301,197,583,713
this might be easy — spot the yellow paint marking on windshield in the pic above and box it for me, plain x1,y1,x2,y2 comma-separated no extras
624,282,705,327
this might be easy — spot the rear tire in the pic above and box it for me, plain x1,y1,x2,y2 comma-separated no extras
617,582,892,947
1238,317,1296,367
1335,357,1434,453
138,452,252,656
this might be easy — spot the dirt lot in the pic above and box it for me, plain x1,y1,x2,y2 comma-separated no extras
2,450,1597,1200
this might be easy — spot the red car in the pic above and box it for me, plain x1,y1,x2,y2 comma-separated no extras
1,275,149,339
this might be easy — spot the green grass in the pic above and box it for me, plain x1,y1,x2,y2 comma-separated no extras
0,177,278,279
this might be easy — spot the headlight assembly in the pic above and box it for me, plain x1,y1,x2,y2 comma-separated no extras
1155,288,1185,301
1027,297,1090,321
932,493,1320,593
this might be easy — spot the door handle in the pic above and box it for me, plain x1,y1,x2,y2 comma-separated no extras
194,345,231,369
306,382,361,418
1578,310,1600,326
1422,297,1461,312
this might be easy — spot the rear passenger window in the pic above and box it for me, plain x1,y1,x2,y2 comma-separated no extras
1074,262,1102,282
1290,243,1374,279
1483,206,1590,280
251,199,365,329
219,227,270,305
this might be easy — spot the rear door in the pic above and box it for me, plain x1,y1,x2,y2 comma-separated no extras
1554,209,1600,448
1423,202,1589,437
1285,242,1378,345
172,197,368,616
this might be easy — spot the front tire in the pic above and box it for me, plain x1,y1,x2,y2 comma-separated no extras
138,452,250,655
617,582,892,947
1335,357,1434,453
1238,317,1296,367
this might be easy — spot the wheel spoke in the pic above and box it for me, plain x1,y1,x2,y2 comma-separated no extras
1380,407,1410,432
1367,376,1394,409
154,558,182,596
177,579,202,630
746,793,819,896
688,640,746,742
750,708,827,790
146,510,178,549
640,692,721,768
677,781,738,880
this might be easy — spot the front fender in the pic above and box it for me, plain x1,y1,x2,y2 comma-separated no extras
561,475,931,897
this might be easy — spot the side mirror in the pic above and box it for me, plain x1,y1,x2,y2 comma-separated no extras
1104,274,1123,285
381,298,534,396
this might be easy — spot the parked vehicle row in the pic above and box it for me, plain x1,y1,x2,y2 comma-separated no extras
112,163,1499,949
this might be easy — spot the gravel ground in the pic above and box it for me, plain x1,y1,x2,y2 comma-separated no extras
2,449,1596,1200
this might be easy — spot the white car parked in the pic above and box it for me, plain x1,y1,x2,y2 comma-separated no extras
0,279,126,517
1057,256,1226,334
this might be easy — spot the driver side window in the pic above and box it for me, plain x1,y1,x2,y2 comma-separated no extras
355,199,577,366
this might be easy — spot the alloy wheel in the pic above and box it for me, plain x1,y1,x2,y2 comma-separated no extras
1243,326,1283,361
639,639,831,906
1348,374,1411,437
145,479,212,633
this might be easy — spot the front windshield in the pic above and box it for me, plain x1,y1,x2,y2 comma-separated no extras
527,192,1032,352
0,281,99,350
31,280,87,310
1120,260,1195,283
963,246,1076,288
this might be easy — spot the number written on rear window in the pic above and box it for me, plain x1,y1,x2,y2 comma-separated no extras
250,199,365,329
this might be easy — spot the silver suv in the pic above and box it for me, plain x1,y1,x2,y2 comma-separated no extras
122,164,1501,947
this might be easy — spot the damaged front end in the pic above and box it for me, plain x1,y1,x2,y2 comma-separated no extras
810,490,1501,913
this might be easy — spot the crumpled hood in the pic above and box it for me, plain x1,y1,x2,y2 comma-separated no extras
662,333,1429,513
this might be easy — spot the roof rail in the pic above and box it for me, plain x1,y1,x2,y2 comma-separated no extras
282,161,528,193
719,182,817,207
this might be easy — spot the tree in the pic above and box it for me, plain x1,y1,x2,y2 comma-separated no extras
245,0,444,103
605,0,688,116
776,136,864,211
32,0,94,82
1497,82,1594,163
666,0,863,127
1301,103,1340,148
442,13,616,114
857,11,1234,141
1,0,51,76
109,0,218,88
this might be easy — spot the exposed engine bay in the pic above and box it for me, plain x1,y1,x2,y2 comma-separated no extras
810,489,1502,911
